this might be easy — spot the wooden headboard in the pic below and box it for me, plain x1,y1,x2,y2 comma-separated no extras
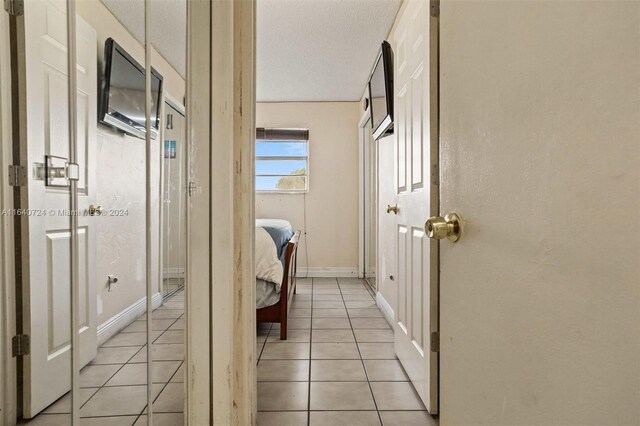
281,230,300,311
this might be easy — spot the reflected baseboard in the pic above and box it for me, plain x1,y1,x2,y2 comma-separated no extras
295,267,358,278
163,267,185,279
97,292,162,346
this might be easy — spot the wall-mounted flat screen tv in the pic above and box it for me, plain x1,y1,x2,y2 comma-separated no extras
368,41,393,140
99,38,163,139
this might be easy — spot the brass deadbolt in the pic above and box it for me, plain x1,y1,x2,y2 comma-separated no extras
425,212,461,242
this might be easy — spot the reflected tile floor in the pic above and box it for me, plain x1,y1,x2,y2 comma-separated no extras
21,290,185,426
257,277,438,426
162,278,185,299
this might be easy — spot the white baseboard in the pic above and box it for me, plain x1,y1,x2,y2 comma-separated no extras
162,268,184,278
376,292,395,327
163,267,185,279
97,292,162,346
296,267,358,278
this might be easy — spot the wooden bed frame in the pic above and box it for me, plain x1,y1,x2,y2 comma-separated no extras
256,230,300,340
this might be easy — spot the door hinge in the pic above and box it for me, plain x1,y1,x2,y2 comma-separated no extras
431,163,439,186
4,0,24,16
12,334,30,357
430,331,440,352
430,0,440,18
8,165,27,187
188,181,197,197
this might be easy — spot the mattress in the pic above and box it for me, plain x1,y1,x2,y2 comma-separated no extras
256,219,295,263
256,219,294,309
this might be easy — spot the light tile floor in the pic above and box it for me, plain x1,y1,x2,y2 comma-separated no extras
22,291,185,426
23,277,437,425
257,277,438,426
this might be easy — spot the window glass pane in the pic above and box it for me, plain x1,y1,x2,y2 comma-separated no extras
256,159,307,176
256,141,308,157
256,176,307,191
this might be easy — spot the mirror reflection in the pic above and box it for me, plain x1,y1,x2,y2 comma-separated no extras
13,0,186,424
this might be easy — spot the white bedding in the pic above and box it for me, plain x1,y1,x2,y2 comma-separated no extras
255,226,283,292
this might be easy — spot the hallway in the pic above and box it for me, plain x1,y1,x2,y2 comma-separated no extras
257,277,437,426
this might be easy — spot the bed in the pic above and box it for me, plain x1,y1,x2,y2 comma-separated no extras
255,219,300,340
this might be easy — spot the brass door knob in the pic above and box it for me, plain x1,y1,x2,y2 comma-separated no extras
386,204,399,214
425,212,461,242
88,205,103,216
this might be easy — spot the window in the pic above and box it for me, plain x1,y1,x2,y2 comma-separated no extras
255,128,309,192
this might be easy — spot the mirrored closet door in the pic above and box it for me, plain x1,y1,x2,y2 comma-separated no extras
12,1,112,422
7,0,187,424
149,1,187,421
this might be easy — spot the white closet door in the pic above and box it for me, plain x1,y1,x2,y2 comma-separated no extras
391,0,438,413
20,0,97,417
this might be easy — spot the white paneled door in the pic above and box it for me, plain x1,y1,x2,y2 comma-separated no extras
20,0,98,417
391,0,438,413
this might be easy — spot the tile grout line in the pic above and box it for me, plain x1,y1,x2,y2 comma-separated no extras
338,277,385,426
134,291,186,424
151,313,184,345
307,277,315,426
137,358,185,422
78,345,139,416
257,323,273,361
258,281,413,422
35,290,187,424
119,291,184,424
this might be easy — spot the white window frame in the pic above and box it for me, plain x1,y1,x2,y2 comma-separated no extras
255,131,309,194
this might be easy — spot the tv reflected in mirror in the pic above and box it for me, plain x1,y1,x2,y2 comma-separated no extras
99,38,163,139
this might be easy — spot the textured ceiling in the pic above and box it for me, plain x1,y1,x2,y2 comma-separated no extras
100,0,401,102
100,0,186,76
258,0,401,102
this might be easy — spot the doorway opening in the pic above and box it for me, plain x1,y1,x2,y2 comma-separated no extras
161,99,187,300
361,117,378,292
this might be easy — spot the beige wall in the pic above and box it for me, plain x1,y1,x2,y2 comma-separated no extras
256,102,361,273
439,1,640,424
77,1,185,325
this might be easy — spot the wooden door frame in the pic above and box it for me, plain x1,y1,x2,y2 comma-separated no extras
0,7,17,425
184,1,210,421
186,0,256,424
